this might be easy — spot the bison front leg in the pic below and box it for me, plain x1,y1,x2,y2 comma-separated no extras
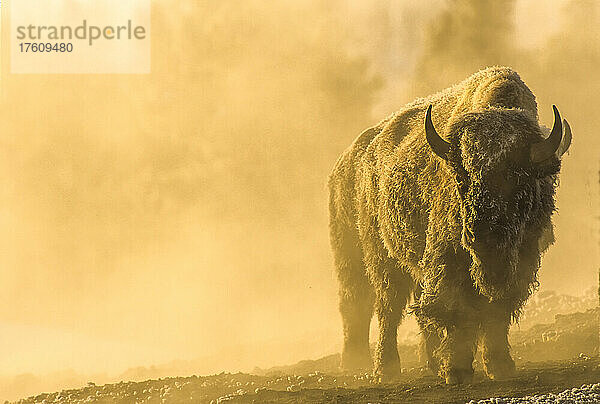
480,307,515,380
438,321,478,384
417,320,442,374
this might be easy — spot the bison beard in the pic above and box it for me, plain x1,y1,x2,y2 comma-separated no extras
328,67,571,384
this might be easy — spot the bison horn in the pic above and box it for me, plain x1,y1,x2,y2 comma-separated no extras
556,118,572,157
425,105,450,159
531,105,562,163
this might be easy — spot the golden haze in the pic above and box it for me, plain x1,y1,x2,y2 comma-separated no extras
0,0,598,400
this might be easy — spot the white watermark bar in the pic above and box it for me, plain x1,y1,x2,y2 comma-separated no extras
10,0,150,74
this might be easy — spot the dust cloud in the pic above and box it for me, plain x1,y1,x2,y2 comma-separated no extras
0,0,597,401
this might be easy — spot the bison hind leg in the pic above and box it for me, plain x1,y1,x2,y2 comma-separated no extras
339,289,374,370
333,229,375,372
339,286,374,371
372,266,415,382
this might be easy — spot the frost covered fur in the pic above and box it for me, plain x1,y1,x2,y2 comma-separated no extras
328,67,570,384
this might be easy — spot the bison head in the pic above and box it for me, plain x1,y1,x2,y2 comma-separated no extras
424,105,572,300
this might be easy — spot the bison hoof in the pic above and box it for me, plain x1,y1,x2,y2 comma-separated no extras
484,359,516,381
442,367,474,385
341,349,372,372
425,358,440,375
374,363,402,383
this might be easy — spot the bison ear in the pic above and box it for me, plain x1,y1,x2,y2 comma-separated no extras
556,118,572,157
425,105,451,160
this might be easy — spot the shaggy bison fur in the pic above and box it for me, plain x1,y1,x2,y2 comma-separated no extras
328,66,572,384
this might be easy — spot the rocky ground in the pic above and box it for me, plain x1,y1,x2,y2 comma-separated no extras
10,356,600,404
471,383,600,404
10,290,599,404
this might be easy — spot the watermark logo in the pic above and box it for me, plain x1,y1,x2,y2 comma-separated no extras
16,20,147,47
11,0,150,74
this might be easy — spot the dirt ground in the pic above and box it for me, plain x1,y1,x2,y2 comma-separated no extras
240,358,600,403
11,305,599,404
12,357,600,404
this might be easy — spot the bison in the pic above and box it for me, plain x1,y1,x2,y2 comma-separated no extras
328,66,572,384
